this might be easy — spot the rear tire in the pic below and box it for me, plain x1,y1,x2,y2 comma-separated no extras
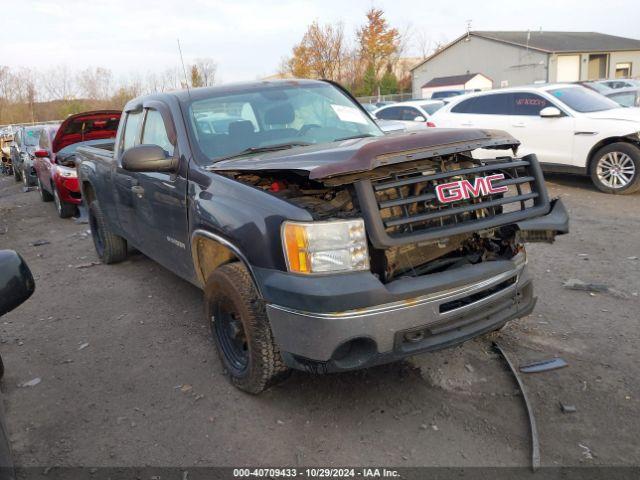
53,186,77,218
22,168,29,188
205,262,289,394
38,178,54,202
88,200,128,264
590,142,640,194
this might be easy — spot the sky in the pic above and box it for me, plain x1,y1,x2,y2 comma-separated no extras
3,0,639,84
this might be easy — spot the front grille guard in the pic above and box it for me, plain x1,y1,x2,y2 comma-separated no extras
354,154,551,249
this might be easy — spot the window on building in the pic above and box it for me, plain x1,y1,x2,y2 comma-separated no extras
615,62,632,78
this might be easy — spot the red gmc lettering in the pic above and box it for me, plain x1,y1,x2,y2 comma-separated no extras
435,174,508,203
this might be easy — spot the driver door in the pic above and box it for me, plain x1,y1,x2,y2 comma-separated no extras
132,107,191,279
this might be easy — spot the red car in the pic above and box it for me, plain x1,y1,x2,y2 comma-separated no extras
34,110,121,218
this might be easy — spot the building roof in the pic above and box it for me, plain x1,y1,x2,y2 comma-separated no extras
473,31,640,53
421,73,484,88
411,31,640,72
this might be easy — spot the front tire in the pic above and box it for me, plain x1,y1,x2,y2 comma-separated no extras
88,200,128,264
205,262,289,394
590,142,640,194
13,166,21,182
53,186,77,218
38,178,54,202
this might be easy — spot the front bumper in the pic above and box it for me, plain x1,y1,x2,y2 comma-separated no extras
265,256,534,372
54,175,81,204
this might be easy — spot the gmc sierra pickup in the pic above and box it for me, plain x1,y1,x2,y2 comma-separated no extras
76,79,569,393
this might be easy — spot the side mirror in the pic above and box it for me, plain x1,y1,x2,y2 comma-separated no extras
413,115,426,122
540,106,562,118
121,145,176,173
34,149,49,158
0,250,35,317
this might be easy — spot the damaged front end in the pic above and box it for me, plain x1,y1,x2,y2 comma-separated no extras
216,130,568,284
212,128,569,371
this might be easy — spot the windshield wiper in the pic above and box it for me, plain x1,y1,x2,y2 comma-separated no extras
212,142,312,162
334,133,376,142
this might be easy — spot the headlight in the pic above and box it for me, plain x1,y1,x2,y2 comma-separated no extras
58,169,76,178
282,219,369,274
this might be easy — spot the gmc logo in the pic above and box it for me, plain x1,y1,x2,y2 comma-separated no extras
435,174,509,204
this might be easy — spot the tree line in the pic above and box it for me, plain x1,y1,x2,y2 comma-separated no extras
280,8,420,98
0,59,217,125
1,7,442,125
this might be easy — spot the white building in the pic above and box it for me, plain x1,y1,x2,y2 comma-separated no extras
411,31,640,99
420,73,492,99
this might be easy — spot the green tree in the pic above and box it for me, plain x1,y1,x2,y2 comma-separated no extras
379,69,398,95
362,63,377,96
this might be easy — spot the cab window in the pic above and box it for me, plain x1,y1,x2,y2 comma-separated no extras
142,110,174,156
122,111,143,151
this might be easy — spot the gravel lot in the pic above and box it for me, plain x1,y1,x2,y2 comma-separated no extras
0,173,638,469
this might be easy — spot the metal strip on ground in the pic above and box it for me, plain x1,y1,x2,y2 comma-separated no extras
493,341,541,471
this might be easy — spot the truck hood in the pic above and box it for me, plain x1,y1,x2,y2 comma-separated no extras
584,107,640,123
52,110,122,153
208,128,519,181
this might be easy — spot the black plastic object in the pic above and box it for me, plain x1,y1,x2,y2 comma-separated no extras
0,250,35,317
519,357,568,374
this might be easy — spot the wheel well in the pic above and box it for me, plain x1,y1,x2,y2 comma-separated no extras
82,181,96,204
587,137,640,173
192,235,248,289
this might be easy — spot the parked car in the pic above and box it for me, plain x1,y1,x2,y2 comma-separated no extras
576,81,613,94
0,249,36,479
10,125,44,187
77,79,567,394
34,111,121,218
373,100,444,131
431,84,640,194
604,87,640,108
0,130,15,176
598,79,640,90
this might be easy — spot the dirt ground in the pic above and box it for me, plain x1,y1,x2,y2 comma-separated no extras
0,172,638,469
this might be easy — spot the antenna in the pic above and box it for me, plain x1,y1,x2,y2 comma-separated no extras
177,38,192,100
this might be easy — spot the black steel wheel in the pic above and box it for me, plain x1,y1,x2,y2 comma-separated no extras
205,262,289,394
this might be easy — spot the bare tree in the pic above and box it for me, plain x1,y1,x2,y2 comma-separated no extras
40,65,76,100
77,67,113,100
193,58,217,86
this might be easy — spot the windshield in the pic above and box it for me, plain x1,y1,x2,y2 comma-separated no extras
188,82,383,162
548,87,621,113
24,128,42,146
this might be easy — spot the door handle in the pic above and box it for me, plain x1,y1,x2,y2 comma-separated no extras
461,122,473,126
131,185,145,197
512,122,526,127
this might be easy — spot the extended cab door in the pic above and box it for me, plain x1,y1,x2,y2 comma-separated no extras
130,106,191,279
506,92,575,166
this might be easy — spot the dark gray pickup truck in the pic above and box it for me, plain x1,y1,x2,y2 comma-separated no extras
76,79,569,393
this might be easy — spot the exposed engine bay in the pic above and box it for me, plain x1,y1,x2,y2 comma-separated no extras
220,150,524,284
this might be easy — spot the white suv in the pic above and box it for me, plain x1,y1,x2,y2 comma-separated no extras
431,84,640,194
